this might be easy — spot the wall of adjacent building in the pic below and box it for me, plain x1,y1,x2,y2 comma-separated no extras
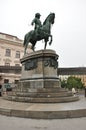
0,32,24,66
59,68,86,87
0,32,32,85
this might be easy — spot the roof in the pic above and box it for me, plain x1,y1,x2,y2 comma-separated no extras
0,32,23,42
58,67,86,75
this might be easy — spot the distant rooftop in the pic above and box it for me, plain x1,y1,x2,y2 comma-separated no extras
0,32,23,43
58,67,86,75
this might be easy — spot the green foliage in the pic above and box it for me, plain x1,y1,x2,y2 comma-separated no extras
61,80,66,88
61,76,84,90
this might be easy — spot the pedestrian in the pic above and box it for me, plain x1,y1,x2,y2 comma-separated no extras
72,87,76,94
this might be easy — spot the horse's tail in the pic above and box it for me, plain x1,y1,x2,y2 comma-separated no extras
23,31,34,47
23,35,26,47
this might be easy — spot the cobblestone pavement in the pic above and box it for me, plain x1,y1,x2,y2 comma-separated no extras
0,115,86,130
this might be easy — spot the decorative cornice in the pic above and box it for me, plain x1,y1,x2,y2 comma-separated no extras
21,49,59,63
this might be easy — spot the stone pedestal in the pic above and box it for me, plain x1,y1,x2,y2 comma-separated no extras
5,49,79,103
19,49,59,90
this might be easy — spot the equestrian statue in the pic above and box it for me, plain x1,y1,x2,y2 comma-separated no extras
23,13,55,54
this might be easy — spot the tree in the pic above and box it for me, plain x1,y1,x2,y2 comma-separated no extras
61,76,84,90
61,80,67,88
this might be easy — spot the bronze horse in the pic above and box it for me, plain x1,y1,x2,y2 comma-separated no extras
23,13,55,54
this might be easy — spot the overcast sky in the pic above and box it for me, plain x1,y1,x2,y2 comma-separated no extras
0,0,86,68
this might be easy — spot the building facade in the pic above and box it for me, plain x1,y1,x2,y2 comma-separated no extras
0,32,24,66
58,67,86,87
0,32,32,85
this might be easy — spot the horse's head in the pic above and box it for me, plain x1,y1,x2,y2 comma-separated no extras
43,13,55,25
49,13,55,24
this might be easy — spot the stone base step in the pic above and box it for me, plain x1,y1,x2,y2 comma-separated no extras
4,95,79,103
15,91,73,98
16,88,68,93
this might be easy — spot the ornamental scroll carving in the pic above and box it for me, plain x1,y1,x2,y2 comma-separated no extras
44,58,58,69
25,59,37,70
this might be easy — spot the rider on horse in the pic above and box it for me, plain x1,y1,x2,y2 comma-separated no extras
31,13,42,37
23,13,55,54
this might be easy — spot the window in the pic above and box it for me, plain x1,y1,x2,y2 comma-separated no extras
5,49,11,57
4,79,9,83
14,80,19,84
5,62,10,66
15,64,20,66
16,51,20,58
0,76,2,81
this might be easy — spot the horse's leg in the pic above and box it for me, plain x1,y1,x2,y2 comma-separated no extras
31,44,34,51
49,35,52,45
31,43,34,51
24,37,30,55
44,40,47,49
31,42,36,51
24,43,28,55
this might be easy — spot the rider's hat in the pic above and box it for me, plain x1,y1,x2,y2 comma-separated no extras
35,13,41,17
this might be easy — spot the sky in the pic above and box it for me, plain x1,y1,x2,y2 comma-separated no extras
0,0,86,68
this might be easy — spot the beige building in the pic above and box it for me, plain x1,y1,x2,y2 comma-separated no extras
58,67,86,87
0,32,24,85
0,32,24,66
